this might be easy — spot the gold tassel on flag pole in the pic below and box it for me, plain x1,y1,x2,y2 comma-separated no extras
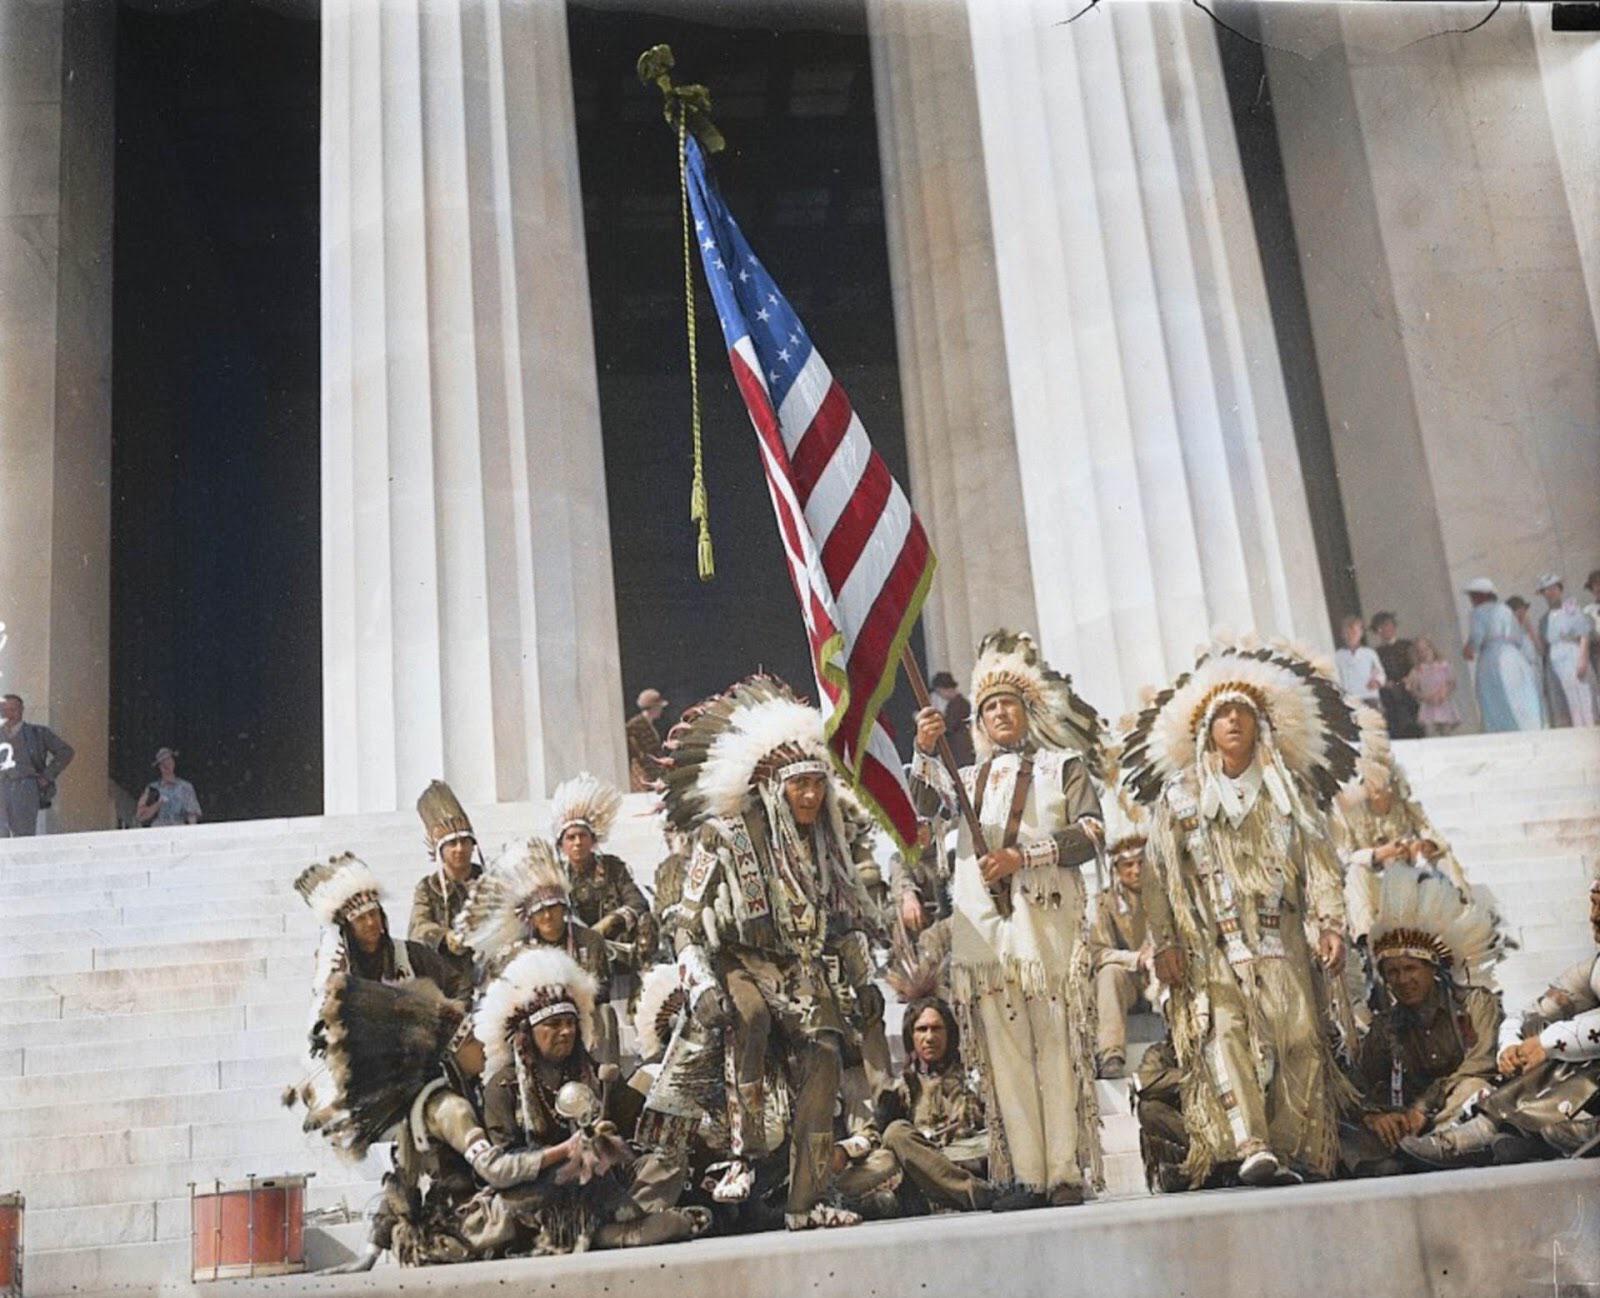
638,44,724,583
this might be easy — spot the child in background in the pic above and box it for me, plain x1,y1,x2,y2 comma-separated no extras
1406,636,1461,737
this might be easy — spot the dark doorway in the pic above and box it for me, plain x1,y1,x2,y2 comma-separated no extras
110,0,320,822
569,1,925,742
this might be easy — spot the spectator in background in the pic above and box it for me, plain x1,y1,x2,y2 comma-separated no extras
1464,579,1545,732
625,688,669,791
1535,575,1596,728
0,693,74,837
928,671,974,768
1584,570,1600,681
1334,615,1386,707
136,747,202,826
1370,612,1421,738
1405,637,1461,737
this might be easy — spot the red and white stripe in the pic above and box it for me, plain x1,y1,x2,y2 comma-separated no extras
726,337,934,848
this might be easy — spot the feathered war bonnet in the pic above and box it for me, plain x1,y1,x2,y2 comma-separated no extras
417,779,476,859
1337,705,1397,809
657,675,832,830
475,945,599,1079
1369,864,1507,986
633,962,689,1062
296,973,471,1159
1095,725,1149,859
295,852,384,928
452,836,571,968
1121,636,1360,814
655,675,873,922
968,629,1103,765
550,772,623,844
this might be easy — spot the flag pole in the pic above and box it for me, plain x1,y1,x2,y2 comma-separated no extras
901,646,1013,918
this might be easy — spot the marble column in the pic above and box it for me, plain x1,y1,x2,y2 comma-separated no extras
0,0,114,832
866,0,1039,686
321,0,626,814
872,0,1329,715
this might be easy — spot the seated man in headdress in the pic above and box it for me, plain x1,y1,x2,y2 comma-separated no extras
289,974,548,1271
875,965,991,1214
550,773,655,989
1401,877,1600,1168
657,677,883,1229
476,946,709,1253
295,853,469,1046
409,780,483,988
1341,865,1505,1176
1333,707,1469,951
453,838,617,1064
1089,782,1156,1080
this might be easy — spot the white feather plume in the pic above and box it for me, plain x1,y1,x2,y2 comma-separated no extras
295,853,383,928
549,772,624,843
1370,863,1507,986
633,963,688,1061
452,837,569,966
698,693,826,821
476,945,598,1079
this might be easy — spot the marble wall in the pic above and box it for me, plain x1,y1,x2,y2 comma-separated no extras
1267,4,1600,710
0,0,114,831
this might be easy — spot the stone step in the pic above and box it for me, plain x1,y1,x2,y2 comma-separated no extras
0,973,295,1023
0,1083,297,1140
0,933,309,982
25,1111,326,1180
0,995,301,1050
4,913,289,955
1511,919,1596,952
27,1217,378,1295
0,991,61,1023
21,1024,305,1076
0,954,270,1002
0,844,424,887
28,1180,382,1253
8,1051,299,1112
14,1144,384,1212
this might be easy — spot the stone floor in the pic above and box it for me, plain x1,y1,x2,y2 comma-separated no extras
0,727,1594,1293
68,1162,1600,1298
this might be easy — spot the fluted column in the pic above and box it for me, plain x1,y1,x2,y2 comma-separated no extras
972,0,1335,711
0,0,114,831
321,0,626,814
867,0,1038,685
872,0,1329,714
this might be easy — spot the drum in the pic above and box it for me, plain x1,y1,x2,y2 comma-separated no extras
189,1175,309,1281
0,1192,22,1298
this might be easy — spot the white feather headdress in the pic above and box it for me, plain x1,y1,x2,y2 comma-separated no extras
295,853,383,928
968,629,1102,764
1091,726,1148,854
658,676,831,829
1345,704,1394,795
549,772,623,843
476,945,598,1078
633,963,689,1061
1121,638,1359,808
452,837,570,965
1369,864,1507,986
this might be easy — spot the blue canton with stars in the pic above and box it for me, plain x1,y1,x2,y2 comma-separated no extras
684,134,817,415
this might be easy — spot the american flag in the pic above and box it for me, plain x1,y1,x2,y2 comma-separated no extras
684,134,934,849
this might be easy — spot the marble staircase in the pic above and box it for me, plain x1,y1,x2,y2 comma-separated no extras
0,728,1593,1293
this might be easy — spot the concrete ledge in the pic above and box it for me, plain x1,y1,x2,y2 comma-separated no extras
51,1162,1600,1298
